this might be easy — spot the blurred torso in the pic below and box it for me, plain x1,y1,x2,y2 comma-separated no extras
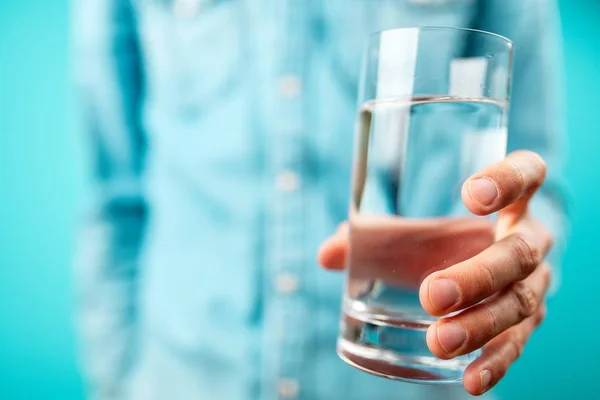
130,1,483,398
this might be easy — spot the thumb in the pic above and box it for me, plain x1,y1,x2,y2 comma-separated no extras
318,224,349,270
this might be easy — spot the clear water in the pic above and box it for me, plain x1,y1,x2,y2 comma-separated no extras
338,97,507,383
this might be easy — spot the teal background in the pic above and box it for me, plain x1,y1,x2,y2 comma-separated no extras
0,1,598,399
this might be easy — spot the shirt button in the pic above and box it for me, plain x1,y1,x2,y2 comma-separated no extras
277,378,300,399
276,171,300,192
278,75,302,98
174,0,202,18
275,273,299,295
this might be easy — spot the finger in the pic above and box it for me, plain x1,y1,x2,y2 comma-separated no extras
419,217,552,316
426,263,550,359
462,305,546,396
461,150,547,217
317,223,349,270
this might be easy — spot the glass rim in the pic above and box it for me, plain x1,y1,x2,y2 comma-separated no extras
368,26,513,49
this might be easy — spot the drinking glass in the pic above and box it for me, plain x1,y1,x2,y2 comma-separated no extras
337,27,514,384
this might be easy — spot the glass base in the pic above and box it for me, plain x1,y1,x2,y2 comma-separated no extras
337,338,467,384
338,304,477,384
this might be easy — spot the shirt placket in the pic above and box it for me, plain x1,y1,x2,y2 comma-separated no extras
265,0,309,398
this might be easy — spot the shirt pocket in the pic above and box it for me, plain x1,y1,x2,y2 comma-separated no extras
137,0,244,113
321,0,478,93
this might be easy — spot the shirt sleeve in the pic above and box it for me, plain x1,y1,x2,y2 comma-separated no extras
475,0,570,294
72,0,147,397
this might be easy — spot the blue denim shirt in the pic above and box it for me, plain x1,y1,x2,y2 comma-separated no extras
73,0,567,399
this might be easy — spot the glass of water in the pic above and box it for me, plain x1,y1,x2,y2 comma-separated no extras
337,27,514,384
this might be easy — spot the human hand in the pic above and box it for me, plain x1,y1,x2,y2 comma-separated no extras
318,151,552,396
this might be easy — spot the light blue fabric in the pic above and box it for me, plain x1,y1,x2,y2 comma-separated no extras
73,0,567,398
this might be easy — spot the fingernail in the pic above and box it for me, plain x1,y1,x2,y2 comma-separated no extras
480,369,493,392
437,323,467,353
469,178,498,206
429,278,459,311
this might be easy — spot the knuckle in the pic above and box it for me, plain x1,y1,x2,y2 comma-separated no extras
482,306,502,337
534,306,546,326
479,261,497,294
506,337,523,362
535,222,554,254
508,160,525,188
542,229,554,254
541,265,552,289
512,233,542,275
530,152,548,181
511,281,539,319
509,150,547,189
